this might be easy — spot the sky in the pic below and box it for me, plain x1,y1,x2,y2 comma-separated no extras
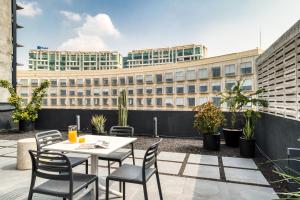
17,0,300,68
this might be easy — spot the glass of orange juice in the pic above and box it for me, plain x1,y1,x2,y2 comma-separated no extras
68,125,77,143
79,136,85,143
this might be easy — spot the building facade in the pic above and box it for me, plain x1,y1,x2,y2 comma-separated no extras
18,48,261,111
123,44,207,68
28,50,123,71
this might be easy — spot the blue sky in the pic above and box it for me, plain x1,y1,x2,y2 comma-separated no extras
17,0,300,68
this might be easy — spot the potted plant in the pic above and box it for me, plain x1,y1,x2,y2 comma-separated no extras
221,80,267,147
240,109,260,157
193,102,224,151
91,114,107,135
118,89,128,126
0,80,49,132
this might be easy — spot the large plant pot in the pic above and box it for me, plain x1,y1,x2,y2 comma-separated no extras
223,128,242,147
240,137,255,158
203,133,220,151
19,120,34,132
91,125,106,135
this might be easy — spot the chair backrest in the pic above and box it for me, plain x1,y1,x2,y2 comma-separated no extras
29,150,73,182
142,138,163,175
35,130,63,151
109,126,134,137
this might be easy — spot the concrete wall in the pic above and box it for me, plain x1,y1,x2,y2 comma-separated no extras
0,0,12,103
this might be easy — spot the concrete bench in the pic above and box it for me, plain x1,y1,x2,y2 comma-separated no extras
17,138,36,170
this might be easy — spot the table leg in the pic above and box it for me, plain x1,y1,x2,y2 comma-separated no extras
91,155,123,198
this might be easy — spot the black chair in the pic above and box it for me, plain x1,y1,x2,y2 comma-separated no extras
28,150,98,200
105,139,163,200
99,126,135,174
35,130,89,174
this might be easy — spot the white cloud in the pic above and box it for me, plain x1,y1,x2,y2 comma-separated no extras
58,13,120,51
17,1,42,17
60,10,81,22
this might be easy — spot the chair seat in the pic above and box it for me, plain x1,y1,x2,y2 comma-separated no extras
68,156,88,167
99,150,132,162
34,173,97,196
107,164,156,184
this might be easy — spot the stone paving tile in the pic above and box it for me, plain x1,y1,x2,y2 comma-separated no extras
157,151,186,162
130,149,146,159
157,161,182,175
0,147,17,156
112,158,143,167
224,167,269,185
183,163,220,180
0,140,17,147
222,157,258,169
188,154,219,165
4,151,17,157
0,140,10,143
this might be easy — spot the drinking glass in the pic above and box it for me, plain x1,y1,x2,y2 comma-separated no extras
68,125,77,143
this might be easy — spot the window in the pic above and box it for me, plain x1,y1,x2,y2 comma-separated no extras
128,88,134,96
112,89,118,96
112,98,118,106
146,87,152,95
119,77,126,85
199,97,208,105
22,99,28,105
93,78,100,86
20,87,28,96
42,99,48,106
136,75,143,84
187,85,195,94
60,98,66,106
69,79,75,86
199,84,208,93
198,68,208,79
212,83,221,93
31,79,38,87
156,74,162,83
102,88,109,96
225,80,236,91
176,97,184,106
212,97,221,107
111,77,117,86
77,98,83,106
137,88,143,95
146,75,153,84
50,88,57,97
60,79,67,87
50,79,57,87
224,64,235,76
165,72,173,82
69,98,76,106
156,98,162,107
127,76,134,85
76,79,83,86
50,99,57,106
19,79,28,86
184,68,196,81
77,89,83,96
146,98,153,106
93,88,100,96
242,80,253,91
94,98,100,106
188,98,195,107
103,98,109,106
128,98,134,106
165,97,174,107
176,85,184,94
86,89,91,96
212,67,221,78
240,62,252,74
156,87,163,95
166,86,173,94
175,71,185,81
103,78,109,85
85,79,91,86
69,89,75,96
137,98,143,106
60,89,66,96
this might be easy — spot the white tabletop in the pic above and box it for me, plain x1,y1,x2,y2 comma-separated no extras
43,135,137,156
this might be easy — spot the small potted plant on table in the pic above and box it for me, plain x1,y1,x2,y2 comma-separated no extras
193,102,224,151
91,114,107,135
0,80,49,132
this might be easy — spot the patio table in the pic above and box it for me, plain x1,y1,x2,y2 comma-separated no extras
43,135,137,198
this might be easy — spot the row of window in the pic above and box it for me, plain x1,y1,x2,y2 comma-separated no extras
19,80,253,97
25,96,222,107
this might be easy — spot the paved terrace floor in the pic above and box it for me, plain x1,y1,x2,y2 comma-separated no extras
0,139,278,200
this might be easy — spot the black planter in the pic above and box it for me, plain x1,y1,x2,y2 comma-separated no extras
19,120,34,132
91,125,106,135
223,128,242,147
240,137,255,158
203,133,220,151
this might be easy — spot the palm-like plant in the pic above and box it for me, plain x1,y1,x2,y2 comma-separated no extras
220,80,268,129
